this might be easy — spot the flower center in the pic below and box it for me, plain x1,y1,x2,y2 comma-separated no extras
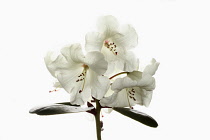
104,40,118,55
75,65,88,93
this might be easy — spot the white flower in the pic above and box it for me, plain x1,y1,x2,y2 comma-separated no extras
100,59,159,108
46,44,110,105
85,15,139,74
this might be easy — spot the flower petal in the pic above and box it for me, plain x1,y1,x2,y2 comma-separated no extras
132,88,153,107
86,70,110,100
119,51,139,72
127,71,143,80
100,90,135,107
85,32,105,52
44,52,67,77
101,85,153,108
60,44,85,64
84,51,108,75
47,55,69,78
69,86,91,105
136,74,156,91
142,90,153,107
56,66,91,105
127,71,156,91
112,72,155,92
143,58,160,76
53,81,62,88
111,77,137,92
44,51,57,77
112,24,138,50
101,47,138,73
97,15,119,38
104,61,116,75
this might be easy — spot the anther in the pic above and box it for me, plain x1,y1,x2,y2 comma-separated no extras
49,89,57,93
79,90,82,93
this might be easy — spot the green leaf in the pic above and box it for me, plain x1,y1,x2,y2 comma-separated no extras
29,103,94,115
113,107,158,128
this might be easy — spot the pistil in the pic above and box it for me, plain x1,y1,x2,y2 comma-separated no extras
109,72,128,79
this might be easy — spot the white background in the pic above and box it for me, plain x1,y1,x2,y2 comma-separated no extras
1,0,210,140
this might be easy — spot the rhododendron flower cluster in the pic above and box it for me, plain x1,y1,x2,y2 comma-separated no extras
30,15,159,140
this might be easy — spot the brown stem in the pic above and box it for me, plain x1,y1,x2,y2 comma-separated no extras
95,99,102,140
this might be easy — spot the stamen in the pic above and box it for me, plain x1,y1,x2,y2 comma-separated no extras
126,88,136,102
104,40,118,55
81,76,86,93
49,89,58,93
76,66,88,93
126,88,133,109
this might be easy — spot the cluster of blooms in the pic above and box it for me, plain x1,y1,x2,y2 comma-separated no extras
45,15,159,109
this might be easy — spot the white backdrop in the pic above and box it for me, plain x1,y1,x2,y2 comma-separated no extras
1,0,210,140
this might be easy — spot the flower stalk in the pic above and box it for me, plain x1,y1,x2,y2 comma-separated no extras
95,99,102,140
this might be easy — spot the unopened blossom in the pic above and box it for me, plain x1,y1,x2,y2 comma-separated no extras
45,44,110,105
100,59,159,108
85,15,139,74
